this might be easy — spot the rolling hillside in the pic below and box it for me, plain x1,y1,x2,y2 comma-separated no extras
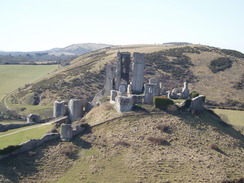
0,43,111,65
10,44,244,110
0,102,243,183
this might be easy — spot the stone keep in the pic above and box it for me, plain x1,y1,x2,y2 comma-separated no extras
131,52,145,94
104,64,116,96
27,114,40,123
68,99,82,122
144,83,157,104
115,52,131,90
190,95,205,113
61,124,73,141
53,101,65,118
115,96,135,113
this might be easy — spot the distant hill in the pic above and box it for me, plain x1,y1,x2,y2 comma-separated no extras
48,43,113,56
163,42,192,45
0,43,112,65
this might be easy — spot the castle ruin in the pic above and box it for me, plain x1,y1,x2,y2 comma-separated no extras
104,52,195,113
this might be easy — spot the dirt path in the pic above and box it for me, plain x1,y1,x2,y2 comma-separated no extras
2,89,16,111
0,122,53,138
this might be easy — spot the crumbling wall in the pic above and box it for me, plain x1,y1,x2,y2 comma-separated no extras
131,52,145,93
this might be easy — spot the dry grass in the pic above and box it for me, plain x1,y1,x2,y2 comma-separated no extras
0,109,244,183
9,44,244,110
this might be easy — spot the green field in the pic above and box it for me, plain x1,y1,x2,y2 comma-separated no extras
0,123,53,149
0,120,26,125
0,65,58,100
213,109,244,133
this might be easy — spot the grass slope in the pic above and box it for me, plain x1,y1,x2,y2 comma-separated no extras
0,103,243,183
0,120,26,124
213,109,244,133
0,123,53,149
0,65,58,100
12,44,244,110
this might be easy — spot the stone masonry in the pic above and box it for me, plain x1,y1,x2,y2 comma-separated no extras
53,101,65,118
131,52,145,93
115,95,135,113
68,99,83,122
189,95,205,113
60,124,73,141
144,83,157,104
104,64,116,96
115,52,131,90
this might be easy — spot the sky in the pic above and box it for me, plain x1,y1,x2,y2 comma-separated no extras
0,0,244,53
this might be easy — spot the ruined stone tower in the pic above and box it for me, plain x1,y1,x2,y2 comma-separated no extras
104,64,116,96
115,52,131,90
131,52,145,93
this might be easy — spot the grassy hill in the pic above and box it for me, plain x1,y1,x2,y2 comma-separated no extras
0,65,58,101
0,43,111,65
0,102,243,183
10,44,244,111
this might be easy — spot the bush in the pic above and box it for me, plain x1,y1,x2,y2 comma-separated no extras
233,73,244,90
0,145,22,155
221,49,244,58
148,137,170,145
115,141,130,147
60,146,78,158
210,144,220,151
221,177,244,183
209,57,233,73
156,124,171,133
189,91,199,99
154,96,174,110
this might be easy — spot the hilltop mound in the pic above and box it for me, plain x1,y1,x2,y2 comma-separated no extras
0,103,243,183
9,44,244,117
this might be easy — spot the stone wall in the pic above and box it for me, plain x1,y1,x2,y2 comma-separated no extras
131,52,145,93
53,101,65,118
115,95,135,113
0,124,86,160
0,122,35,132
0,133,60,160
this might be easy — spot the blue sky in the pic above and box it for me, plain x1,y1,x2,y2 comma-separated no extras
0,0,244,52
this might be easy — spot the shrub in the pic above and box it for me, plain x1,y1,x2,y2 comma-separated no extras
221,49,244,58
189,91,199,99
148,137,170,145
49,126,59,133
156,124,171,133
210,144,220,151
154,96,174,110
209,57,233,73
60,146,78,158
0,145,22,155
221,177,244,183
233,73,244,90
115,141,130,147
